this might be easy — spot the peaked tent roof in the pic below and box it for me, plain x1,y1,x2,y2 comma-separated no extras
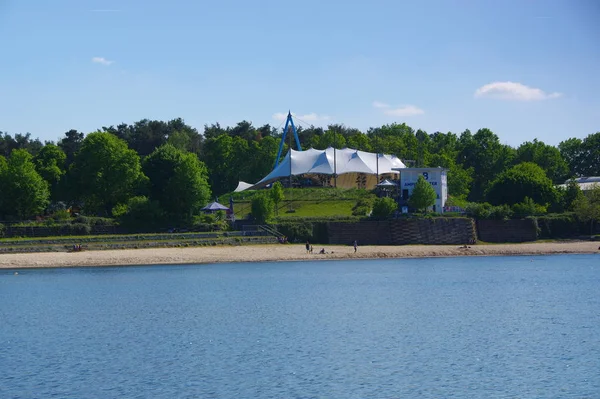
202,201,230,211
376,179,397,187
237,147,406,191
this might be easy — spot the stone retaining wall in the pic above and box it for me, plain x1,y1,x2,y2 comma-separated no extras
476,219,538,243
327,218,476,245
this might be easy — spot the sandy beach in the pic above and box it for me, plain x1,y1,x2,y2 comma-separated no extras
0,241,598,269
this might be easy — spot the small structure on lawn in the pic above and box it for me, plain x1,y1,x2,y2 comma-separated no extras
375,178,398,197
201,201,230,213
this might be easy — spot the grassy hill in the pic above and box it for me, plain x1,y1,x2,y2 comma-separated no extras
228,188,375,220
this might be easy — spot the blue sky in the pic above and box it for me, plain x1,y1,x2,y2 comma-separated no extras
0,0,598,146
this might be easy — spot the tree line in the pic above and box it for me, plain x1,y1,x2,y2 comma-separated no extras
0,118,598,222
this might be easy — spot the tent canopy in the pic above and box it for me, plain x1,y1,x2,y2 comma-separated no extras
202,201,229,211
376,179,397,187
237,147,405,191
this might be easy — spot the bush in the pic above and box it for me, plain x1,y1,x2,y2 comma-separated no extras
277,222,314,243
276,221,329,243
70,223,92,235
512,197,547,218
352,198,374,217
51,209,71,221
489,204,514,220
250,194,274,224
465,202,512,220
465,202,492,219
113,196,165,231
535,213,582,238
0,223,4,238
371,197,398,220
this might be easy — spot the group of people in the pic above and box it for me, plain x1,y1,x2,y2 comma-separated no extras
305,240,358,254
71,244,83,252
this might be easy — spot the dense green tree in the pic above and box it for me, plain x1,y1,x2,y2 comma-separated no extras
143,144,211,221
579,133,600,177
203,122,227,139
0,155,6,213
515,139,569,182
57,129,84,168
408,175,437,212
295,125,324,148
0,132,43,157
251,194,273,223
270,181,285,215
102,118,200,157
249,136,279,182
572,184,600,234
34,144,66,200
564,179,583,211
0,149,50,219
458,128,515,202
486,162,557,206
310,128,347,149
202,134,235,195
558,133,600,177
71,132,146,214
112,196,165,230
346,132,373,152
428,154,473,199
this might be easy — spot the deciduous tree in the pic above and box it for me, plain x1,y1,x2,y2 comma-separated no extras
0,149,50,219
408,175,437,212
143,144,211,221
71,132,146,214
270,181,285,215
486,162,557,206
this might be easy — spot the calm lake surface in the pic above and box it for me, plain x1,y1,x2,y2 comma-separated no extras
1,255,599,398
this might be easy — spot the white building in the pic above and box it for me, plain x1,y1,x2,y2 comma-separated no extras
557,176,600,192
393,167,448,213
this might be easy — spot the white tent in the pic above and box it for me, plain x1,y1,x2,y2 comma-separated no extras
235,147,406,191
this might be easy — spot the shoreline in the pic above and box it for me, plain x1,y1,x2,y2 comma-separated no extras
0,241,598,270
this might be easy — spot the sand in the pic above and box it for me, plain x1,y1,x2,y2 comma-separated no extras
0,241,598,269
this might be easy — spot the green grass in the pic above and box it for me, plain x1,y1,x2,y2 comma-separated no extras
234,199,356,219
228,187,372,202
278,200,354,217
230,187,373,220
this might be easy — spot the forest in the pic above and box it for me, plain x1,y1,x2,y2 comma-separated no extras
0,118,599,225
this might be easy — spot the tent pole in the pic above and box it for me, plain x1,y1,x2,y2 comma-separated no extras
333,130,337,188
289,126,293,210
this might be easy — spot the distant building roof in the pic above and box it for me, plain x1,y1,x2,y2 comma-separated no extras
558,176,600,191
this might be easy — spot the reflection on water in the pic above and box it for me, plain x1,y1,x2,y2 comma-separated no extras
1,255,599,398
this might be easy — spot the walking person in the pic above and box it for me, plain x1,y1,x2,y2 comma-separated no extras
353,240,358,253
306,240,310,254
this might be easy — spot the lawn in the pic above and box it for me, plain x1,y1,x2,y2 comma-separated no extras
233,199,356,219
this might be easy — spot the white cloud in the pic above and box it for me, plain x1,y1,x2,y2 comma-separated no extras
272,112,331,122
372,101,424,117
372,101,389,109
474,81,561,101
92,57,114,66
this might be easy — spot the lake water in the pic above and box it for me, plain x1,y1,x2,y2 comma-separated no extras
1,255,599,398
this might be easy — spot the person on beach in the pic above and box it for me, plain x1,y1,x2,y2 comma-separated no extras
310,245,313,254
353,240,358,253
305,241,310,254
